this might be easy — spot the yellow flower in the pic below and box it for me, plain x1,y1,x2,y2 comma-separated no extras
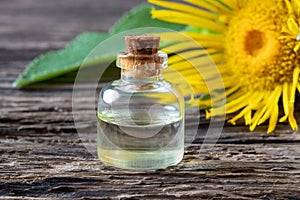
149,0,300,133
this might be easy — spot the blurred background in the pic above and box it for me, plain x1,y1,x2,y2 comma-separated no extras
1,0,144,51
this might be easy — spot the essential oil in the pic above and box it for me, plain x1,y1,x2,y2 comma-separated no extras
97,35,184,169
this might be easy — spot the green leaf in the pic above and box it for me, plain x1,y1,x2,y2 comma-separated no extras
13,33,109,87
13,3,186,87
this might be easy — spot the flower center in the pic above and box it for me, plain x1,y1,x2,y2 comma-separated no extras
244,30,265,57
225,0,299,91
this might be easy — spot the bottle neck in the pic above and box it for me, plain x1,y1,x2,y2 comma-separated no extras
117,51,168,84
121,68,162,83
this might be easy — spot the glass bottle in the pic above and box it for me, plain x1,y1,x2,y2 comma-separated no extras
97,35,184,169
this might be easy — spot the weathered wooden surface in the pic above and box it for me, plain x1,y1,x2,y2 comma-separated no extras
1,0,300,199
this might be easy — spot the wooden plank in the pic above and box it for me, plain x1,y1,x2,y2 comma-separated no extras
1,0,300,199
1,137,300,199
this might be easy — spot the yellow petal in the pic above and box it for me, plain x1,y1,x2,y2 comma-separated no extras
184,0,219,13
244,110,252,125
288,105,298,131
151,10,227,33
162,40,224,53
169,54,225,71
267,104,279,133
250,105,267,131
279,82,290,122
297,82,300,93
290,67,299,102
183,32,225,42
294,43,300,52
225,85,240,96
211,92,251,116
149,0,218,20
221,0,239,10
250,86,281,131
280,26,294,36
205,0,234,14
229,91,263,125
168,49,218,65
229,106,251,125
284,0,294,15
258,87,282,125
287,68,299,130
158,32,225,43
287,18,299,36
163,41,200,53
293,0,300,13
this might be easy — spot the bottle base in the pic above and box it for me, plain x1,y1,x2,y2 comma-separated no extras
98,148,184,170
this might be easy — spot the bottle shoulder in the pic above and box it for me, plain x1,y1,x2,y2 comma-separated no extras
98,79,184,109
100,79,180,94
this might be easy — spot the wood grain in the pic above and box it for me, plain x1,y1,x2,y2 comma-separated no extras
1,0,300,199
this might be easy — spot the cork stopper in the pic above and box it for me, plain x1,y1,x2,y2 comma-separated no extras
125,35,160,55
117,34,167,78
